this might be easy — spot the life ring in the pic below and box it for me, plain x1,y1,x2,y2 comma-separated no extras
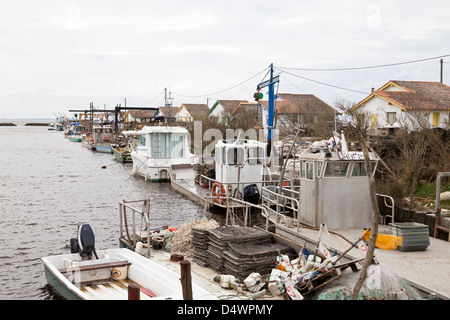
212,182,227,204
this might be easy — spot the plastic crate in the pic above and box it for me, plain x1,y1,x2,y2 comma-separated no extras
389,222,430,252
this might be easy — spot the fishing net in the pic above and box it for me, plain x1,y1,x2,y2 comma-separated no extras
167,217,219,256
317,264,422,300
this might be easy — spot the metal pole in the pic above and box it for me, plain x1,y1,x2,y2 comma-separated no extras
267,63,275,157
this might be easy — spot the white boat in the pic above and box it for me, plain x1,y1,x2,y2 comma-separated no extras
209,139,267,207
48,122,64,131
131,126,198,182
170,138,268,210
65,123,85,142
41,224,217,300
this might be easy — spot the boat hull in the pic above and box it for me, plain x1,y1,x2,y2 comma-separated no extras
70,135,82,142
41,248,217,300
112,147,132,162
44,266,84,300
94,144,113,153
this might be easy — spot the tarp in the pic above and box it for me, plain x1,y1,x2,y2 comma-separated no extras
363,230,403,250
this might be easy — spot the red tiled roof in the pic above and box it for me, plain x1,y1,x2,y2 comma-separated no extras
180,104,209,118
217,100,248,113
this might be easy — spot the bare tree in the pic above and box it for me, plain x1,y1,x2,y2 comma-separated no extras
334,98,379,300
393,111,434,210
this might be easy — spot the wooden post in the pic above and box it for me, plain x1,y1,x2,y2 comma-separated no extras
180,260,193,300
128,283,140,300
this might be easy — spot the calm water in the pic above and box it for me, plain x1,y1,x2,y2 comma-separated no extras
0,123,212,300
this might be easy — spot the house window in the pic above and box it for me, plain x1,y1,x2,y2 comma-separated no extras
386,112,397,125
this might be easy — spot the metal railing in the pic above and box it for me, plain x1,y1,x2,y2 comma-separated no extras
119,199,151,258
376,193,395,225
261,185,301,233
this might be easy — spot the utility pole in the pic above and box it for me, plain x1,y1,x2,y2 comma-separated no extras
440,59,444,83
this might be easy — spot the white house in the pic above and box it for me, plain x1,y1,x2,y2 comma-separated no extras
175,104,209,122
206,100,248,124
351,80,450,134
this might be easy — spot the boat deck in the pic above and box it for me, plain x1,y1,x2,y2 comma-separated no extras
80,278,155,300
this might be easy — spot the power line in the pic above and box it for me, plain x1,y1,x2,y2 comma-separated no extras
276,54,450,72
276,68,368,95
172,66,270,98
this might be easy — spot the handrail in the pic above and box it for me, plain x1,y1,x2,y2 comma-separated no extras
119,199,151,258
261,186,301,233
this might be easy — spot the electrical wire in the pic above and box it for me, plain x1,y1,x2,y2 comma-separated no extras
171,66,270,98
275,67,368,95
276,54,450,72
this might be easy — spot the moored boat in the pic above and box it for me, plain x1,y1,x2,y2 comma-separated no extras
41,224,217,300
92,126,114,153
112,146,132,163
131,126,198,182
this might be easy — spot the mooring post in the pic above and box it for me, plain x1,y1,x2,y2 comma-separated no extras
128,283,140,300
180,260,193,300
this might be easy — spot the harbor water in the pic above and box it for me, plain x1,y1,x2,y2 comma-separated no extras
0,122,213,300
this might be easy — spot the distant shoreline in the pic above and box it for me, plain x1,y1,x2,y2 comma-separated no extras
0,119,53,126
0,122,50,126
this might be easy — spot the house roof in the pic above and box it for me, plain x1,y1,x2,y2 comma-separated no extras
158,106,177,117
230,102,260,114
258,93,335,114
127,110,158,118
354,80,450,111
179,104,209,118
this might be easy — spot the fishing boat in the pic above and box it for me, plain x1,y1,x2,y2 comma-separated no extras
48,122,64,131
92,126,114,153
260,131,381,231
131,126,198,182
41,224,217,300
65,123,85,142
112,145,132,162
171,138,268,210
210,138,267,207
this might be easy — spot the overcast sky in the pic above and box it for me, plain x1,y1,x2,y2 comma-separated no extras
1,1,449,119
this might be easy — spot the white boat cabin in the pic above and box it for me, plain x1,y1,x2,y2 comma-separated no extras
213,139,267,203
131,126,198,182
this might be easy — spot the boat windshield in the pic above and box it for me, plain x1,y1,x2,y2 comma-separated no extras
227,147,244,165
247,147,264,165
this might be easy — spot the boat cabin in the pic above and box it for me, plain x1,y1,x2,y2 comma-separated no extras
91,125,113,144
131,126,198,182
214,139,267,203
263,132,379,229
